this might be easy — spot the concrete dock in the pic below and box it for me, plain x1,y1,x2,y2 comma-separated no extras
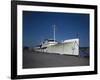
23,50,89,69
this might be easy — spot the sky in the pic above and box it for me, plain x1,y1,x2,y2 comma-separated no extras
23,11,89,47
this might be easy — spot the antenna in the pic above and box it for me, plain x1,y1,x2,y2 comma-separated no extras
53,24,56,42
76,32,79,38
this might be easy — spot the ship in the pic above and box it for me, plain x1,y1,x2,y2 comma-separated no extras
34,25,79,56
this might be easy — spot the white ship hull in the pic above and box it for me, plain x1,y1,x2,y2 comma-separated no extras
35,39,79,56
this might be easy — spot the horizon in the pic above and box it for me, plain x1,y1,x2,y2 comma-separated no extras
23,11,89,47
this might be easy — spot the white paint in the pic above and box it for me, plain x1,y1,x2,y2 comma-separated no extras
42,39,79,55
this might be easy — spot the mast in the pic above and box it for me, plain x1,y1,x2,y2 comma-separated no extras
76,32,79,38
53,24,56,42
